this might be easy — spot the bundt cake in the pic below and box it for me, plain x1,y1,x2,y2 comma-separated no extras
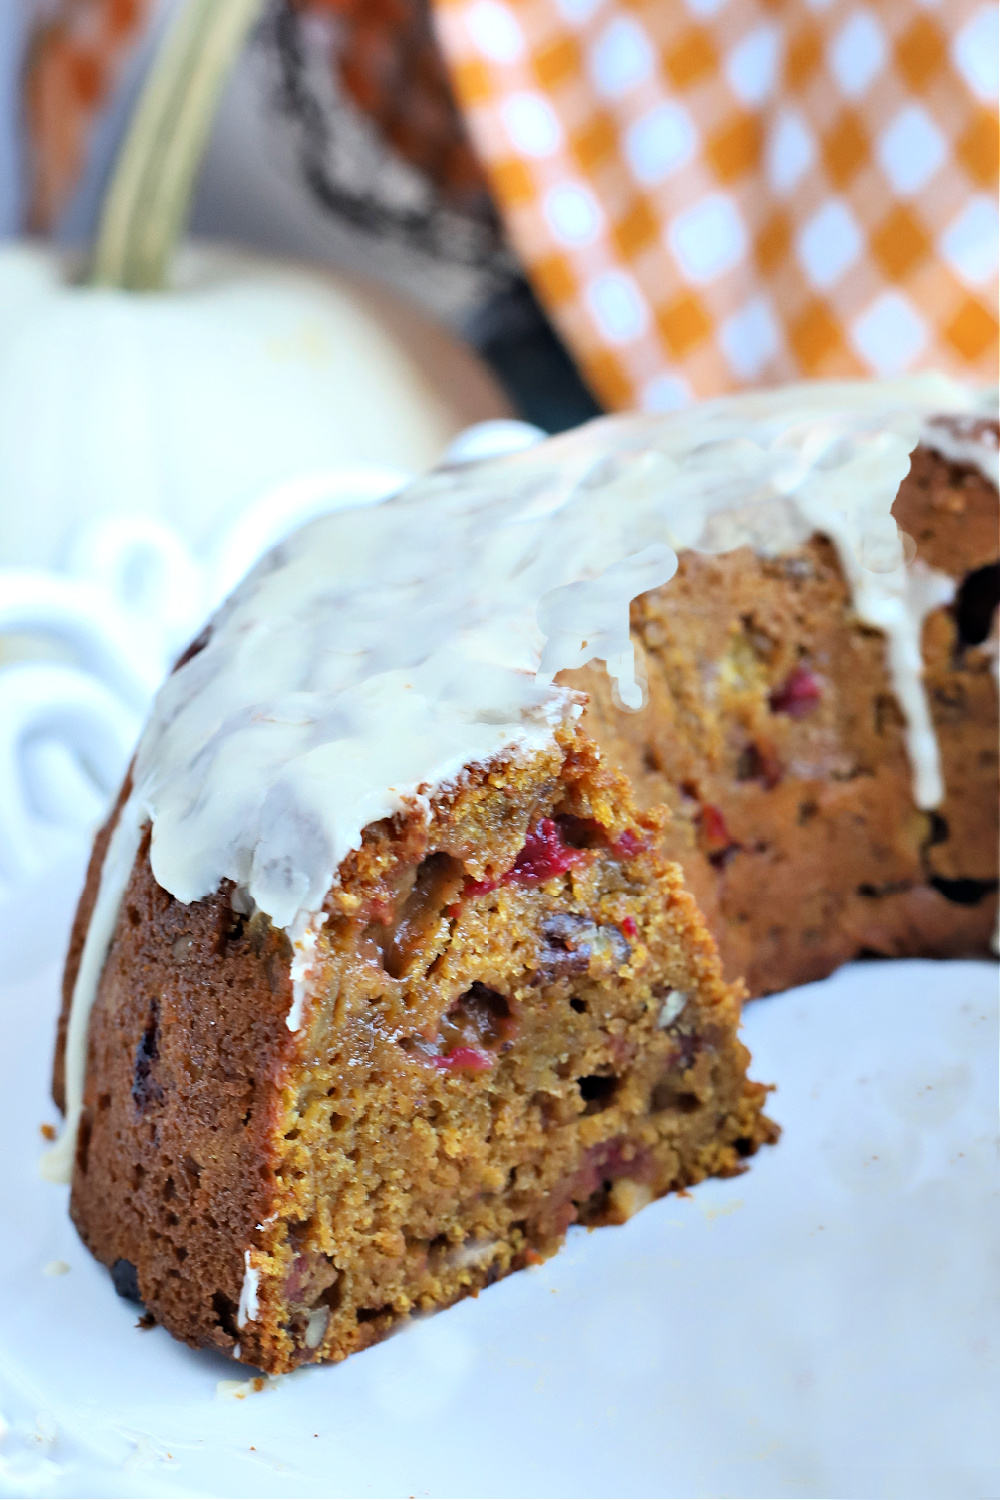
45,375,998,1376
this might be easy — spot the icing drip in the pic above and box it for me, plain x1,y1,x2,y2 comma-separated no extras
536,546,677,708
920,400,999,490
42,374,993,1181
40,795,144,1184
856,560,957,807
287,911,329,1032
237,1252,260,1328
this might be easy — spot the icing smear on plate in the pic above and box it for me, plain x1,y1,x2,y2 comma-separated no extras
42,374,997,1183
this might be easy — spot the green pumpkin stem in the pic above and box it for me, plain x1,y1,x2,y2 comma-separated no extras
89,0,265,291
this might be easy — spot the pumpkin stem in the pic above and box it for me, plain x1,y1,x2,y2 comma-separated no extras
89,0,265,291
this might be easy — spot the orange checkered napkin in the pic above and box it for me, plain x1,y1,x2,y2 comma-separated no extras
433,0,998,410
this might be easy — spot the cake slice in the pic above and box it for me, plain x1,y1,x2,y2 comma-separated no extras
57,724,773,1373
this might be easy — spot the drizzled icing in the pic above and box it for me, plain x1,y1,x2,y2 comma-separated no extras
920,412,1000,490
287,911,329,1032
42,374,997,1183
237,1252,260,1329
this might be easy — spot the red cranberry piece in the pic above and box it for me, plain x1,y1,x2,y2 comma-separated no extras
770,665,822,718
432,1047,493,1072
285,1254,310,1301
447,874,500,918
698,804,740,869
504,818,583,886
612,829,648,859
132,1003,162,1113
699,804,730,848
621,915,638,940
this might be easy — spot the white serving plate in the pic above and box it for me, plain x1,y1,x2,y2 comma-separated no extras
0,858,997,1500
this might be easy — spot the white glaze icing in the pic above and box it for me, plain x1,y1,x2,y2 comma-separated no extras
40,794,144,1184
854,558,957,808
920,400,1000,490
42,374,995,1183
237,1252,260,1329
287,911,329,1032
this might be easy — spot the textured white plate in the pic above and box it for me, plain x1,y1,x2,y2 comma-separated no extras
0,861,997,1500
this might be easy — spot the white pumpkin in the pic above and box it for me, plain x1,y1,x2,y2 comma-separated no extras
0,238,508,570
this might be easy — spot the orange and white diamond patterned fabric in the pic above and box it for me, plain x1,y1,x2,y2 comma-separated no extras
433,0,999,410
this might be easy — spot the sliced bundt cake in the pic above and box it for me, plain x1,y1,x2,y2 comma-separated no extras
46,375,997,1374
